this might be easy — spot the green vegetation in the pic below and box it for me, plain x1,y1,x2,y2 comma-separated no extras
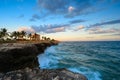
0,28,8,39
0,28,57,43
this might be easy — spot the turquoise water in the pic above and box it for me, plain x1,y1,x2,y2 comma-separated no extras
38,41,120,80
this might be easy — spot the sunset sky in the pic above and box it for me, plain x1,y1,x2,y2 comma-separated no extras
0,0,120,41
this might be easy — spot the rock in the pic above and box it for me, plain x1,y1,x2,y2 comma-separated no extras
0,67,87,80
0,43,39,72
0,41,87,80
52,76,59,80
0,42,58,73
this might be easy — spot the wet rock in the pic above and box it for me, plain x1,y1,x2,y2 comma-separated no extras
0,67,87,80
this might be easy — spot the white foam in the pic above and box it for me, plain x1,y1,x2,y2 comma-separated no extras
38,46,59,69
68,67,102,80
38,46,102,80
45,46,56,54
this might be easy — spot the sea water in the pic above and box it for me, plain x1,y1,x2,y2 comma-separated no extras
38,41,120,80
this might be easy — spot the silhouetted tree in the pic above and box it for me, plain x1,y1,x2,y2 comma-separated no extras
0,28,8,39
51,39,55,41
20,31,26,39
34,33,37,41
11,31,18,39
42,36,44,40
28,33,32,40
47,37,50,41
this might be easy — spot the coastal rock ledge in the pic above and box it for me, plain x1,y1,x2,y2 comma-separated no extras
0,67,87,80
0,42,87,80
0,42,57,72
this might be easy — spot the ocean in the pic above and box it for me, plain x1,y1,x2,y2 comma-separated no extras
38,41,120,80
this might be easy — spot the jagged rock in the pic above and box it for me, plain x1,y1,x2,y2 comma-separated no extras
0,42,58,72
0,67,87,80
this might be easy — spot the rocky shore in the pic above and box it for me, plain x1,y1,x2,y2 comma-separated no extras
0,41,87,80
0,67,87,80
0,41,57,72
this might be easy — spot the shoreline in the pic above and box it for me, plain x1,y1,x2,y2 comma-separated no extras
0,41,87,80
0,67,87,80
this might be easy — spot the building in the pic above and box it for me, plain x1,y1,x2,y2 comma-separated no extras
31,33,40,41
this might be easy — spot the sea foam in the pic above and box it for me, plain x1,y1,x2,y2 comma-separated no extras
38,46,59,69
68,67,101,80
38,45,102,80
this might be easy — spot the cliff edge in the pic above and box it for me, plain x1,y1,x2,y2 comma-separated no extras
0,41,87,80
0,42,57,72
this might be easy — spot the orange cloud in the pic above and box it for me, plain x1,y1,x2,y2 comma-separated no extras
74,25,84,31
18,27,35,33
46,27,65,33
88,27,120,34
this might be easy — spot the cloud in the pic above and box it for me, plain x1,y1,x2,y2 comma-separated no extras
37,0,95,18
68,6,75,13
31,24,70,33
46,27,65,33
86,37,94,38
29,14,40,21
69,19,85,24
88,27,120,34
102,33,120,37
17,27,35,33
74,25,84,31
36,0,120,19
112,33,120,36
18,14,24,18
29,18,36,21
89,19,120,28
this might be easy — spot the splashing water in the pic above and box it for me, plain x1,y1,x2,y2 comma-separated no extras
38,41,120,80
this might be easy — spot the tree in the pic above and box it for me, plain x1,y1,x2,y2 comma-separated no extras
0,28,8,39
34,33,37,41
20,31,26,39
28,33,32,40
42,36,44,40
47,37,50,41
44,37,47,40
11,31,18,39
0,31,2,38
42,36,47,40
51,39,55,41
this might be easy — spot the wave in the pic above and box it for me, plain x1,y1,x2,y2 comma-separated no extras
38,46,102,80
68,67,101,80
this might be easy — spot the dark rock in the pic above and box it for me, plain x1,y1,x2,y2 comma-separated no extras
0,67,87,80
0,42,58,72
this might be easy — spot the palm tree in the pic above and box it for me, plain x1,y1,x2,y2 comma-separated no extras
42,36,44,40
20,31,26,39
47,37,50,41
1,28,7,35
44,37,47,40
34,33,37,41
28,33,32,40
0,28,8,39
11,31,18,39
51,39,55,41
0,31,2,38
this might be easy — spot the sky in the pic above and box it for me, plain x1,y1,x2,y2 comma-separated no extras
0,0,120,41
